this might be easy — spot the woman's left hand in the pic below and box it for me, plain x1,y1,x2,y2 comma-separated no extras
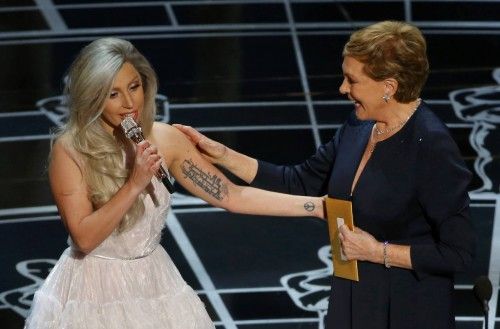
338,224,383,263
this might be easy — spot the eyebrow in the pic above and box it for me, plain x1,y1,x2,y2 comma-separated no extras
111,75,141,90
129,75,141,84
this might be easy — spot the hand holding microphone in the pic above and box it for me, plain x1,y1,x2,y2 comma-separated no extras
121,116,175,194
128,140,161,191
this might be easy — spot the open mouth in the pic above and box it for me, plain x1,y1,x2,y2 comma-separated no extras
121,111,138,121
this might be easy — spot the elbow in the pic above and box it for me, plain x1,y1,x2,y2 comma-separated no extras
78,245,95,255
412,243,475,276
219,186,244,214
71,235,97,254
221,202,237,214
452,235,476,273
440,245,475,274
220,197,250,214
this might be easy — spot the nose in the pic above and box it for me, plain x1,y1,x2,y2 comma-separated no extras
339,78,349,95
122,92,133,109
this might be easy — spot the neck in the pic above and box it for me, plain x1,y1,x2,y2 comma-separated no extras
374,98,421,135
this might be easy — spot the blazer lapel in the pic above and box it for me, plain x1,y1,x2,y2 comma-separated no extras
329,118,373,200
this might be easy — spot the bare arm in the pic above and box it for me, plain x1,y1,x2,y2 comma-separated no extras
173,124,258,184
49,139,162,254
156,124,325,219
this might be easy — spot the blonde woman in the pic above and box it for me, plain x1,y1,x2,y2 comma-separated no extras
24,38,325,329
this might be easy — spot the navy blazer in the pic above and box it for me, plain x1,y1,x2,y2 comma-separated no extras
252,102,475,329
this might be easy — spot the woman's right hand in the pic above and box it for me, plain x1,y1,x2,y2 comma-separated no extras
173,123,258,184
128,140,162,192
173,124,227,165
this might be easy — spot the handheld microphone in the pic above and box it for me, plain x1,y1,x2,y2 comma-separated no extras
473,275,492,314
120,116,175,194
473,275,492,329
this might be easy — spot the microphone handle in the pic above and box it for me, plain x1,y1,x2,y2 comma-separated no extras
131,132,175,194
483,300,489,314
157,164,175,194
482,300,489,329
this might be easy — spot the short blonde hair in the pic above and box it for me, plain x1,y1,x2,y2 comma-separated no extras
343,21,429,102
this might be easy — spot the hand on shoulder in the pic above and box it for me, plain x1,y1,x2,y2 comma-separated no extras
172,123,228,165
149,122,193,168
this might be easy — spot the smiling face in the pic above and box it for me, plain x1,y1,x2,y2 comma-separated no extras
339,56,387,121
100,62,144,134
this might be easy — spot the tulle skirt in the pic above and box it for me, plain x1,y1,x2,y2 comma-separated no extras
25,247,215,329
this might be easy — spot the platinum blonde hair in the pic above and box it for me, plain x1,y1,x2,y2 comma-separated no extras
55,38,158,231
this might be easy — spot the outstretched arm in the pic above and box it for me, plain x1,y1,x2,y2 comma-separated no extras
174,123,339,196
173,124,258,184
155,123,325,219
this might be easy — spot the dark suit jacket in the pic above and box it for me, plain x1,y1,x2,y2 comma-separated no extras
252,102,475,329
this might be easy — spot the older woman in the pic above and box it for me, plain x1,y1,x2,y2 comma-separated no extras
176,21,475,329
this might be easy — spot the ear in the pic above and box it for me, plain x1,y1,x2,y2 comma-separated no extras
383,78,399,98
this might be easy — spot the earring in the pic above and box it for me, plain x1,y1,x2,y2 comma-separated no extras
382,94,391,103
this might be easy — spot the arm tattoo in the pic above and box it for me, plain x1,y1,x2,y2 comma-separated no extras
304,201,315,212
181,159,229,201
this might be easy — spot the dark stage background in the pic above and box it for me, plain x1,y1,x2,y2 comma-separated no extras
0,1,499,328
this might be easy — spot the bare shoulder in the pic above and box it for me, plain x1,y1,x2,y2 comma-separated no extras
51,135,82,166
151,122,191,148
150,122,196,164
51,135,74,163
151,121,175,138
49,135,86,193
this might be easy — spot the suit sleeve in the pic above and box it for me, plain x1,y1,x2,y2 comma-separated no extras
251,127,343,196
411,128,476,278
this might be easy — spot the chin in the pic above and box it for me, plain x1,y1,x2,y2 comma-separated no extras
354,108,367,121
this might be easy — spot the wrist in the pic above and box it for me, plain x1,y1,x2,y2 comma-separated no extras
319,197,327,220
124,178,145,196
375,241,385,264
217,146,232,167
313,198,323,219
383,241,391,268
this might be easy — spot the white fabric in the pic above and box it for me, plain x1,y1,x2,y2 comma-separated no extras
25,178,215,329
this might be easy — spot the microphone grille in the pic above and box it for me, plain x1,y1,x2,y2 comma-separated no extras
473,275,492,302
120,116,144,142
120,116,137,133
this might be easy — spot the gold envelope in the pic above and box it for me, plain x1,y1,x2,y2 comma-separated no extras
324,197,359,281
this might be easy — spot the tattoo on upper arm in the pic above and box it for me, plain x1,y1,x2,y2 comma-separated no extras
181,159,229,200
304,202,315,212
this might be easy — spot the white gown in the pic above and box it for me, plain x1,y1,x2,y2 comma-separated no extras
24,178,215,329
